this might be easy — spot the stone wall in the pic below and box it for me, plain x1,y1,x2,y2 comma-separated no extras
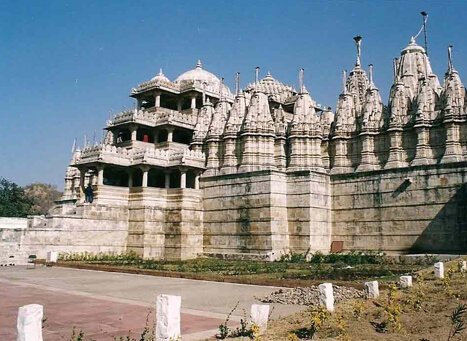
331,162,467,253
0,218,28,264
202,170,290,260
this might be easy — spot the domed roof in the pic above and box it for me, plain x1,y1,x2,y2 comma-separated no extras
151,68,170,82
175,60,232,96
245,72,296,103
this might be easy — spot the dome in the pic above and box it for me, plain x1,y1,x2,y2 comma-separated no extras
151,68,170,82
245,72,296,103
175,60,232,96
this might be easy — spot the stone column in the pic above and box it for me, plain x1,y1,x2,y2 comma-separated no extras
79,168,86,202
180,169,187,189
191,95,197,109
154,130,160,144
97,165,104,185
154,91,161,108
130,126,137,142
167,128,174,142
164,171,171,189
411,124,432,166
194,173,200,189
357,132,378,172
136,98,142,110
442,120,462,163
141,166,149,188
385,127,407,169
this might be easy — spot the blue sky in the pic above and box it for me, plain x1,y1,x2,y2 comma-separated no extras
1,1,466,188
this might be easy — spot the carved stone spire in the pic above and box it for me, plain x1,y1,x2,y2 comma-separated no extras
354,35,362,68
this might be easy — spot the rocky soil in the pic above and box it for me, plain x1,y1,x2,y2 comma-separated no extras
259,285,365,306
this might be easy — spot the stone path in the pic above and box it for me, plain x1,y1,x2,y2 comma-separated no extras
0,266,304,340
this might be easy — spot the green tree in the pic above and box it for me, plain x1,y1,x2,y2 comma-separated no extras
0,178,35,217
24,183,62,215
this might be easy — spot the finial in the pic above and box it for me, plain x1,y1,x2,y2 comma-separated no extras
265,71,272,78
421,11,428,55
158,68,163,76
84,135,88,148
71,138,77,153
299,68,304,94
255,67,260,85
219,77,224,101
448,45,453,74
196,60,202,69
353,35,362,67
235,72,240,96
368,64,374,85
342,69,348,94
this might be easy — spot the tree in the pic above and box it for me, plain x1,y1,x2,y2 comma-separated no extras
0,178,35,217
24,183,62,215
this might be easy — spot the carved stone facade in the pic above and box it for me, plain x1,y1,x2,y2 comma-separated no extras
20,36,467,261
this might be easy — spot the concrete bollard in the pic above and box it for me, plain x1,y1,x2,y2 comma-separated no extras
156,294,181,341
400,275,412,288
46,251,58,264
250,304,270,334
434,262,444,279
17,304,44,341
364,281,379,299
318,283,334,312
459,260,466,273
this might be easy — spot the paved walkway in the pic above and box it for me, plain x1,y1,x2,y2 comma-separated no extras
0,266,303,340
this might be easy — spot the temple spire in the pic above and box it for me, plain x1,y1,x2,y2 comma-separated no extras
353,35,362,67
255,66,260,85
368,64,374,86
393,58,398,83
235,72,240,95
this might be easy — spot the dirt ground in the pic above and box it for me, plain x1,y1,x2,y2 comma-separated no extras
261,258,467,341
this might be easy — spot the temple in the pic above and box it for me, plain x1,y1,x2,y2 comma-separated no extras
20,31,467,260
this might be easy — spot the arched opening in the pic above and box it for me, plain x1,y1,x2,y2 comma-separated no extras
103,167,129,187
186,170,196,189
170,169,181,188
132,168,143,187
173,129,192,144
148,169,165,188
116,128,131,143
137,128,154,143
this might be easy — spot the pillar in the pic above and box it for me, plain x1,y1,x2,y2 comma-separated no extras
130,126,137,142
411,124,432,166
141,167,149,188
442,121,462,163
154,130,160,144
167,128,174,142
318,283,334,312
164,171,171,189
385,128,407,169
136,98,142,110
97,165,104,185
128,169,134,187
156,294,181,341
191,95,197,109
194,173,200,189
17,304,44,341
154,91,161,108
79,168,86,202
180,169,186,189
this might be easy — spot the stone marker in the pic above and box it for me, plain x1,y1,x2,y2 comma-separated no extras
400,275,412,288
459,260,466,273
17,304,43,341
434,262,444,279
318,283,334,312
46,251,58,263
364,281,379,298
250,304,270,333
156,294,181,341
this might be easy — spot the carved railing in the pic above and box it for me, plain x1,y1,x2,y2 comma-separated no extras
107,108,198,129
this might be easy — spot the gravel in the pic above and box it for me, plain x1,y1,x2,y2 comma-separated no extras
258,285,365,306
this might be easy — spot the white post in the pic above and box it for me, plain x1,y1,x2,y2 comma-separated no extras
460,260,467,273
250,304,270,334
434,262,444,279
156,294,181,341
46,251,58,264
318,283,334,312
194,173,200,189
180,170,186,189
191,95,197,109
164,172,171,189
400,275,412,288
142,168,149,188
364,280,379,299
17,304,44,341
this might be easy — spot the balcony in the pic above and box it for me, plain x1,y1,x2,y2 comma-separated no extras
107,108,198,130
